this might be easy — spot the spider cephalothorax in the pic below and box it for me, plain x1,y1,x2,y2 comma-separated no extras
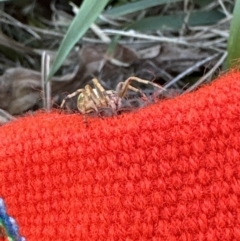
60,76,164,118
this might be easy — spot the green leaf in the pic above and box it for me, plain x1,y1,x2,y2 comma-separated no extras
104,0,183,17
226,0,240,68
192,0,211,8
127,10,225,31
48,0,110,80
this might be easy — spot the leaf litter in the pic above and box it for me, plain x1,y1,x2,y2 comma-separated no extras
0,0,233,124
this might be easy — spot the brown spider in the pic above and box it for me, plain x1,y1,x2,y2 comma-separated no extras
60,76,164,120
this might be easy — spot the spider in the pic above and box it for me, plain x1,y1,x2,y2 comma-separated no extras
60,76,164,120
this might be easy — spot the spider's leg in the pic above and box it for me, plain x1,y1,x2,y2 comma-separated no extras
92,78,106,98
85,85,102,110
117,76,165,98
116,81,129,99
60,89,84,108
127,84,148,100
92,78,110,105
127,76,165,89
116,81,148,100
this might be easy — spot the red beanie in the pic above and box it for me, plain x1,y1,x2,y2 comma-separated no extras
0,71,240,240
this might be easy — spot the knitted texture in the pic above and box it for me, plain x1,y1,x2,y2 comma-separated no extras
0,71,240,240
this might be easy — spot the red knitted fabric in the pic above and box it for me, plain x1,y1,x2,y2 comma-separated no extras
1,71,240,240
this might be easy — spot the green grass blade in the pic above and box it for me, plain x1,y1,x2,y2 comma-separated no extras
48,0,109,80
192,0,211,8
128,10,225,31
104,0,183,17
226,0,240,68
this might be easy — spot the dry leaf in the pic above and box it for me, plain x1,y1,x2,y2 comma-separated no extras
0,108,15,125
137,45,161,59
0,66,79,114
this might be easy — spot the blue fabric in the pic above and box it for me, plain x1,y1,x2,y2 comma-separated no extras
0,198,25,241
